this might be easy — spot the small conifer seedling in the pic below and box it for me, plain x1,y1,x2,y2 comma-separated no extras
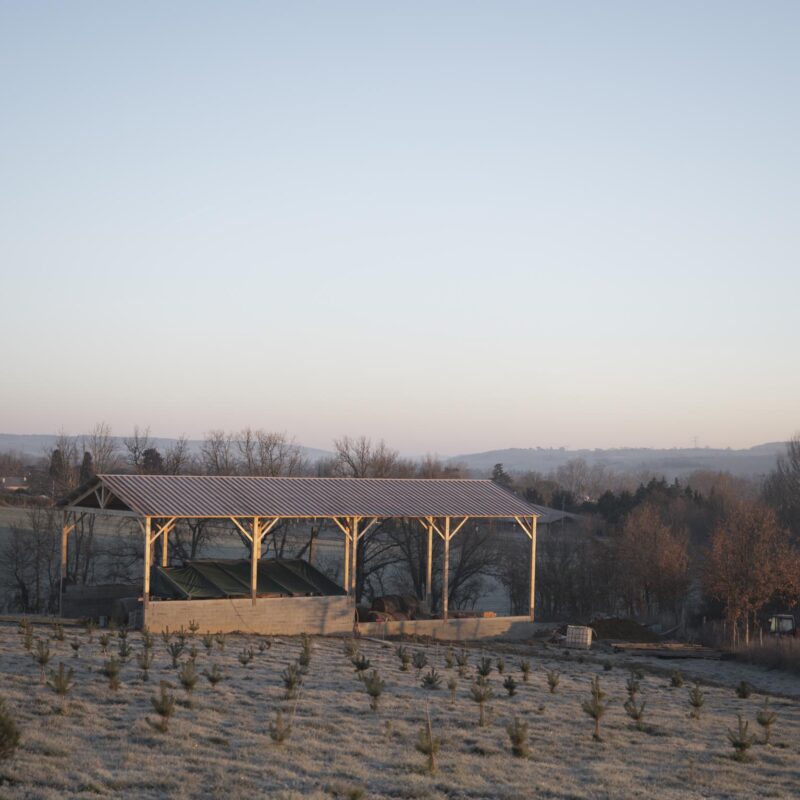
215,632,226,652
476,656,493,679
688,683,705,719
238,648,254,667
735,681,752,699
149,682,176,733
507,716,529,758
352,653,371,676
0,698,20,762
53,623,65,642
178,660,199,703
269,709,293,743
167,641,185,668
546,670,560,693
69,638,81,658
456,648,469,677
34,639,51,681
99,633,110,654
670,669,684,688
503,675,517,697
396,646,411,672
727,715,755,762
447,676,458,707
364,670,385,711
444,646,454,669
581,677,607,741
47,662,75,713
470,681,493,726
412,651,428,677
282,663,303,699
102,658,122,691
496,657,505,674
137,648,154,682
204,664,224,688
624,698,647,731
756,699,777,745
519,659,531,682
202,633,214,653
421,667,442,690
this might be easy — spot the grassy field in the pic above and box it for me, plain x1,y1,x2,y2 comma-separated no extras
0,622,798,799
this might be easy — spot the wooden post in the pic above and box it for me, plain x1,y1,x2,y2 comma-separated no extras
344,529,350,595
161,521,169,568
350,517,359,599
143,517,151,611
251,517,260,606
529,515,537,621
425,519,433,609
442,517,450,622
59,512,69,617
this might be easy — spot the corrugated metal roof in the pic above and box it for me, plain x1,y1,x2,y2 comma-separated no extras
60,474,540,519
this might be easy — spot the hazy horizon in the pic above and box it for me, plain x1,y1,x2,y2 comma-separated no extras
2,2,798,453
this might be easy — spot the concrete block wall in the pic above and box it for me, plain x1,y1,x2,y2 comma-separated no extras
358,615,545,641
144,595,354,635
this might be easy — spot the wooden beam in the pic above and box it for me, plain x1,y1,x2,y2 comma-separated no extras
529,515,537,621
161,521,170,567
143,517,151,610
442,516,451,621
350,517,360,597
251,517,260,606
425,519,433,609
229,517,253,542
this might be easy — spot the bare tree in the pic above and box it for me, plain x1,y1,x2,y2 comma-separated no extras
123,425,153,473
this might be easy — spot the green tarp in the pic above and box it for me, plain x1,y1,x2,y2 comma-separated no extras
150,559,345,600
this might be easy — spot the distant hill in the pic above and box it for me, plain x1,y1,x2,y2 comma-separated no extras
449,443,787,480
0,433,332,465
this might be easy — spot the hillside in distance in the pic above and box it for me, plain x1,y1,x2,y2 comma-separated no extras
450,443,787,479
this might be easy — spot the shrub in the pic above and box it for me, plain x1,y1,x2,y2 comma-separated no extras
269,709,293,743
85,620,97,641
137,648,154,681
352,654,371,676
53,623,65,642
188,620,200,637
160,627,172,645
444,647,454,669
507,716,529,757
364,670,385,711
581,678,607,741
142,628,155,650
519,659,531,682
0,699,20,761
415,705,441,774
447,676,458,706
34,639,51,681
202,634,215,653
117,625,128,642
167,641,185,668
735,681,752,699
756,699,777,744
688,683,705,718
178,660,199,699
215,632,226,652
546,670,560,693
421,668,442,690
176,626,188,646
626,673,640,700
343,639,358,658
469,681,493,726
496,657,505,674
69,638,81,658
204,664,224,688
412,651,428,676
503,675,517,697
47,662,75,713
149,682,176,733
476,656,493,679
298,634,312,671
22,628,33,652
99,633,110,654
238,648,254,667
727,715,755,762
670,669,684,688
396,646,411,672
102,658,122,691
118,640,133,661
456,648,469,677
624,698,647,731
282,663,303,700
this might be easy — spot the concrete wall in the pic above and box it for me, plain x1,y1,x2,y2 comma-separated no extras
358,615,547,641
144,595,354,635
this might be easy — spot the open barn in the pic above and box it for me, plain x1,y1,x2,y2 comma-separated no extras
57,475,541,637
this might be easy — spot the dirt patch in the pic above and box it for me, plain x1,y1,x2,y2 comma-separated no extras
590,617,661,643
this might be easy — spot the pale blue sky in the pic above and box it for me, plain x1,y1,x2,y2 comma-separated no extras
1,1,798,454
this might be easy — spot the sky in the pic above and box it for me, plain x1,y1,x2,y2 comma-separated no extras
1,1,798,456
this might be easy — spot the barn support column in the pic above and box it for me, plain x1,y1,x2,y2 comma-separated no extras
442,517,451,621
59,511,79,617
143,516,152,610
251,517,260,606
161,524,170,567
514,515,539,621
350,517,359,597
425,519,433,610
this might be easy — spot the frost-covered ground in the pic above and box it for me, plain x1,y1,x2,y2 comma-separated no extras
0,621,798,799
